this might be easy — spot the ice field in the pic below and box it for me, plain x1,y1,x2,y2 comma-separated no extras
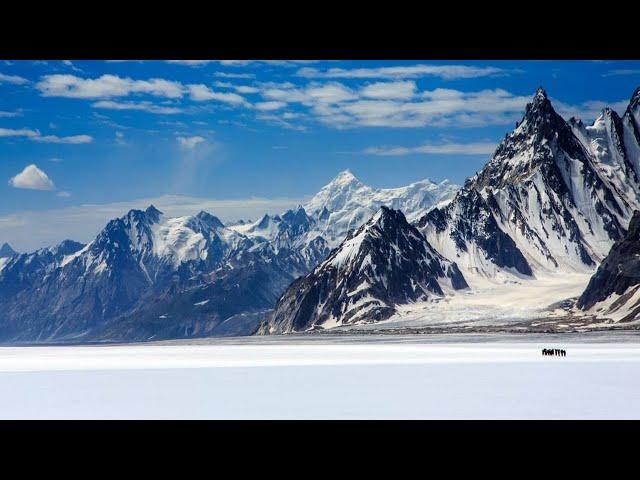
1,333,639,419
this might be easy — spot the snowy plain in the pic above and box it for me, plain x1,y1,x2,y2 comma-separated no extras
1,333,639,419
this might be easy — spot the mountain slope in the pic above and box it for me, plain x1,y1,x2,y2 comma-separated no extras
258,207,467,334
417,87,640,280
576,210,640,322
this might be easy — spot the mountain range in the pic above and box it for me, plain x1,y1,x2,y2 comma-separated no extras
0,170,458,342
258,86,640,333
2,86,640,341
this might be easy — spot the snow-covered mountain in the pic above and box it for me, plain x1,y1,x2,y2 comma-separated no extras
230,206,330,275
229,170,459,274
576,210,640,322
304,170,458,247
0,206,295,342
417,87,640,281
0,168,459,342
258,207,467,334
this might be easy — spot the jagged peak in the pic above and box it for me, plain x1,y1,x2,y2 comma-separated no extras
0,242,17,257
145,204,162,216
525,87,555,114
534,87,548,101
369,206,408,230
282,205,310,223
194,210,225,229
122,205,162,223
255,213,273,229
50,239,85,256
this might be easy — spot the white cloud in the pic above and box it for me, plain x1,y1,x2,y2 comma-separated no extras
233,85,260,94
365,141,498,156
92,100,183,115
32,134,93,144
254,101,287,111
0,72,29,85
187,84,246,104
308,88,531,129
254,83,533,129
37,74,184,99
260,81,356,106
0,127,39,138
9,164,55,190
360,81,416,100
297,64,506,80
0,128,92,143
177,135,206,149
57,191,71,198
213,72,256,79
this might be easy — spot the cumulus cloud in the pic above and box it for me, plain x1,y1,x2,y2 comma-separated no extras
187,84,246,104
0,72,29,85
261,81,356,106
365,141,498,156
233,85,260,94
254,101,287,111
177,136,206,149
36,74,184,99
256,84,532,129
92,100,183,115
297,64,506,80
360,81,417,100
9,164,55,190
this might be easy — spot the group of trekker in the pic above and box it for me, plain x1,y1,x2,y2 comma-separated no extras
542,348,566,357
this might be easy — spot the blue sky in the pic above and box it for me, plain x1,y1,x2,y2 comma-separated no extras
1,59,639,250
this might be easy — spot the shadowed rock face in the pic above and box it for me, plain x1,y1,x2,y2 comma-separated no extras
258,207,467,334
577,210,640,317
